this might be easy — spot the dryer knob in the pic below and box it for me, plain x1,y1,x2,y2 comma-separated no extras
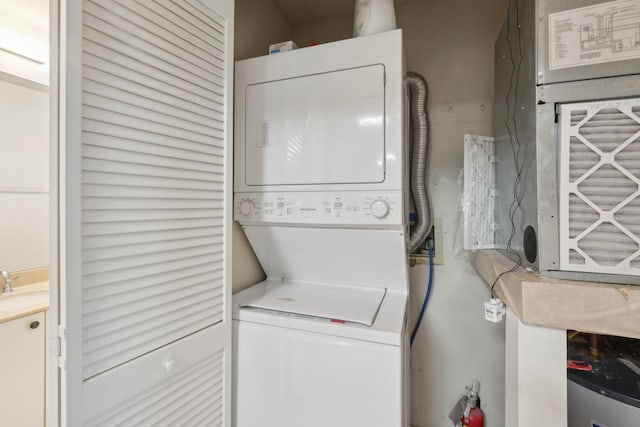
239,200,255,215
370,199,390,219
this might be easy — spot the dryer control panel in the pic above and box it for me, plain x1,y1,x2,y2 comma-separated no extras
234,191,403,226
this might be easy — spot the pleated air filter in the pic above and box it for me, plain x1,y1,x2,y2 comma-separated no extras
463,134,496,250
559,99,640,276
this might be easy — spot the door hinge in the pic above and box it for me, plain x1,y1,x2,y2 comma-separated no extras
56,325,67,370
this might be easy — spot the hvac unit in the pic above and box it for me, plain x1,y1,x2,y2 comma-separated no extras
493,0,640,283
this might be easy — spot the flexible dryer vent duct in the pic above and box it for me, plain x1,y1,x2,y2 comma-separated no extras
406,72,433,254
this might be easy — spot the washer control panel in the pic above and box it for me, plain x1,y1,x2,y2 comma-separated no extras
234,191,403,225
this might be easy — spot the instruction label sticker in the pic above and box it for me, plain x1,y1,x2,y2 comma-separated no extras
549,0,640,70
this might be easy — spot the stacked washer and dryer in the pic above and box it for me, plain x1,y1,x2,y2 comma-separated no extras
232,30,409,427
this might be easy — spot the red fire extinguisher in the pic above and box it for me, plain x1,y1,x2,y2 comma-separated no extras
460,379,485,427
461,406,484,427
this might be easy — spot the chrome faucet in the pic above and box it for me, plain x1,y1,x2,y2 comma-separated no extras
1,270,13,293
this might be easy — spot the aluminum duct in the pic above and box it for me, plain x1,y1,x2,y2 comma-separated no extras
405,72,433,253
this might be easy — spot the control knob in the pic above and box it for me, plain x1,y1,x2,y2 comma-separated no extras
239,200,256,215
370,199,390,219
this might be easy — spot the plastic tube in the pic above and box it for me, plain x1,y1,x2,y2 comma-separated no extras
405,72,433,253
410,245,433,346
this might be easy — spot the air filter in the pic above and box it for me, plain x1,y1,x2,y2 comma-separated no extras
559,99,640,276
463,134,497,250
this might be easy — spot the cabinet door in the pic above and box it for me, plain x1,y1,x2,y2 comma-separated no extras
0,312,45,427
51,0,234,425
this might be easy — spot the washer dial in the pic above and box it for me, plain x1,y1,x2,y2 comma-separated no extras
370,199,390,219
239,200,256,215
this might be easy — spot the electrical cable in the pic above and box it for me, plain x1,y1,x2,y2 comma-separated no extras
410,244,434,346
491,0,525,298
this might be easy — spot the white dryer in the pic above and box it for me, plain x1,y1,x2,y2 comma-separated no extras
233,30,408,427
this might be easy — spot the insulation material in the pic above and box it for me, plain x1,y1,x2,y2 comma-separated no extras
462,134,496,250
559,99,640,276
471,250,640,340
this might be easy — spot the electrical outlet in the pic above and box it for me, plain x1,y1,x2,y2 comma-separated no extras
410,217,443,265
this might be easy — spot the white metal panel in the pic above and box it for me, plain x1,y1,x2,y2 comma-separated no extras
55,0,234,425
244,65,385,186
233,280,407,346
233,320,403,427
559,98,640,276
234,190,403,226
234,30,405,193
240,280,385,326
243,226,408,291
568,380,640,427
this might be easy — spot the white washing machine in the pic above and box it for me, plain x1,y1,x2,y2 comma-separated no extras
232,30,408,427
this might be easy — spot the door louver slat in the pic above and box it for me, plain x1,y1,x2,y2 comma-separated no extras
82,158,223,182
104,0,224,69
83,107,220,146
116,0,224,60
84,1,224,89
82,135,224,165
83,253,222,289
83,50,223,113
83,79,225,129
82,89,224,134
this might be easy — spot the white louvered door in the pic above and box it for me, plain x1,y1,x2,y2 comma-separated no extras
52,0,234,425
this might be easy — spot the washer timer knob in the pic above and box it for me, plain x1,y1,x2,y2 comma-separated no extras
370,199,390,219
239,200,255,215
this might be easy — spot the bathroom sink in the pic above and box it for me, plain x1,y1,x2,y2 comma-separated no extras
0,284,49,319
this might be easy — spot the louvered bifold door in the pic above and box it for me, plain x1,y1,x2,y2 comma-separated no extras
559,98,640,276
58,0,234,425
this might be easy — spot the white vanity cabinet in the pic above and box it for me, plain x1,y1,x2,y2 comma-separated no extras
0,311,45,427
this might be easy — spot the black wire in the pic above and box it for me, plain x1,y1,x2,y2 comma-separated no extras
491,0,525,298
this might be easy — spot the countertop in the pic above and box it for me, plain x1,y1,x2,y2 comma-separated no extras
0,281,49,323
471,250,640,339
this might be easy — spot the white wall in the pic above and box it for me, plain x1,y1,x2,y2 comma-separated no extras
234,0,293,61
291,1,509,426
0,78,49,272
0,0,49,86
293,15,352,46
400,2,508,426
232,0,293,292
0,0,49,273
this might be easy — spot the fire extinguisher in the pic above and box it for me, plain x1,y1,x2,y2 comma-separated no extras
461,406,484,427
460,380,485,427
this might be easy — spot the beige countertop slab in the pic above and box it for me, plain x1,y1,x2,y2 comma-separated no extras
0,281,49,323
471,250,640,339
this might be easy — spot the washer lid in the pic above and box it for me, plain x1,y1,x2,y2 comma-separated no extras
240,280,386,327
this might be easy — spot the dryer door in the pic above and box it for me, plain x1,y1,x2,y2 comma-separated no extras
244,64,386,186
